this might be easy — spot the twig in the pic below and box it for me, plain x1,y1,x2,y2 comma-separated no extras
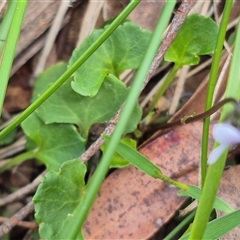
169,65,190,114
80,0,196,162
80,110,121,162
0,217,38,230
0,171,45,207
0,202,35,237
0,136,26,160
144,0,196,87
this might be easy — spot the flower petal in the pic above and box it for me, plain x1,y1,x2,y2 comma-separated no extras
212,122,240,145
207,144,228,165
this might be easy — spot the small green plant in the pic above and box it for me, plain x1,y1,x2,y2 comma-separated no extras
1,0,240,239
22,21,151,238
147,14,218,113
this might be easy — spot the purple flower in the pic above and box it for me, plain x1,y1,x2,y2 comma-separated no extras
208,122,240,164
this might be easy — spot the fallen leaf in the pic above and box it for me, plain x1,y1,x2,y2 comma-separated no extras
83,48,232,239
217,165,240,239
83,122,214,239
103,0,164,31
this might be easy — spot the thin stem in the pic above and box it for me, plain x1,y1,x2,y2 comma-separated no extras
201,0,233,185
156,171,188,190
147,63,180,114
0,1,28,116
164,210,196,240
155,97,238,129
0,1,17,54
190,1,235,239
0,151,36,174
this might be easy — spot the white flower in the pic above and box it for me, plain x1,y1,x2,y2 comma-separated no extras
208,122,240,164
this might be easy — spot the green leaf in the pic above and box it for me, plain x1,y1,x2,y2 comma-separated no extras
21,113,85,171
33,63,141,138
70,21,152,97
0,128,16,146
179,185,234,213
34,159,86,239
165,14,218,66
31,62,68,102
35,70,129,138
180,209,240,239
101,138,137,168
124,103,142,134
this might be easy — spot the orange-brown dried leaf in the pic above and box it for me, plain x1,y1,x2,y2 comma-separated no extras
217,165,240,239
103,0,164,31
83,122,214,239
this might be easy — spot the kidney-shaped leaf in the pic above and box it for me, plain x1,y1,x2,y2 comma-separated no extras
34,159,86,239
33,63,132,138
21,113,85,171
31,62,67,102
37,75,129,138
69,21,152,97
165,14,218,66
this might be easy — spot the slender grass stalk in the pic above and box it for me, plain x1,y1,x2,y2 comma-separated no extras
147,63,180,113
0,1,28,116
190,3,240,239
0,0,140,140
201,0,233,185
0,151,36,174
70,1,176,239
0,1,17,54
164,210,196,240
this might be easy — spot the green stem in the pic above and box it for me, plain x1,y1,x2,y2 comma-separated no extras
156,171,188,190
164,210,196,240
190,1,235,239
156,98,238,129
71,1,176,239
201,0,233,185
0,1,17,54
0,0,139,141
0,0,28,116
147,63,180,113
0,150,36,174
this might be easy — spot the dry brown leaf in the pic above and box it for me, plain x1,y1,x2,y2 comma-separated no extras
217,165,240,239
81,42,235,238
83,122,215,239
82,39,232,239
128,0,165,31
103,0,164,31
16,1,61,57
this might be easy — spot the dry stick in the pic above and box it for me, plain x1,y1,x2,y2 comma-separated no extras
0,1,6,15
0,201,35,237
0,217,38,230
169,65,190,114
80,0,196,162
0,136,26,159
80,110,121,162
143,0,196,87
0,173,45,236
0,171,45,207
